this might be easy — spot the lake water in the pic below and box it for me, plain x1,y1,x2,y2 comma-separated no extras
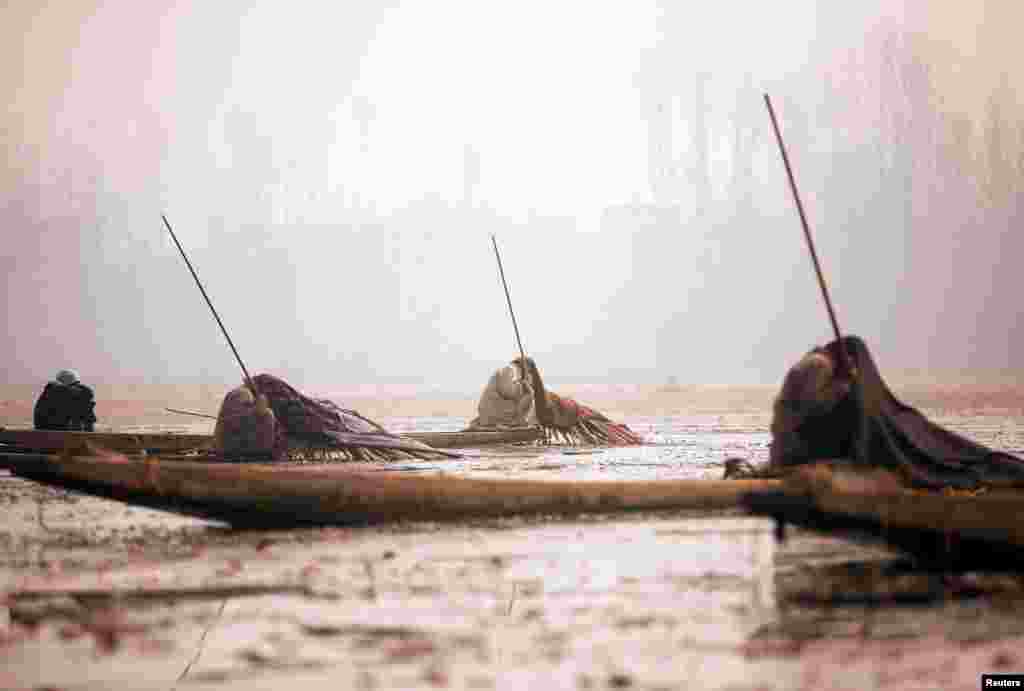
2,387,1024,689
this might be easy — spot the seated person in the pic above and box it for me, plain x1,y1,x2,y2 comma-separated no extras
212,374,454,462
469,356,643,445
213,382,279,460
756,335,1024,489
33,369,97,431
468,360,535,429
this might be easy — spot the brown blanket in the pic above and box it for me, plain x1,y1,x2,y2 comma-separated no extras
771,336,1024,489
215,374,457,462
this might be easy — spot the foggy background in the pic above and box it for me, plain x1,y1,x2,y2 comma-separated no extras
2,1,1022,394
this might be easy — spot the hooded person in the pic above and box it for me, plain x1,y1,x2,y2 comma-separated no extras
468,360,536,429
33,369,97,431
761,335,1024,489
511,356,643,446
213,382,279,460
212,373,457,462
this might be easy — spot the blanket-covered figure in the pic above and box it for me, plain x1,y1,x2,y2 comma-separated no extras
214,374,455,462
468,361,536,429
766,335,1024,489
213,384,278,459
518,357,643,446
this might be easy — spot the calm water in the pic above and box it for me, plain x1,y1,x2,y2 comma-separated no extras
3,406,1024,689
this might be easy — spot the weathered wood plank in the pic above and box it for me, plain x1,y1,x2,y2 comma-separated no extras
402,427,544,448
0,429,212,454
0,426,544,454
742,465,1024,569
1,451,780,526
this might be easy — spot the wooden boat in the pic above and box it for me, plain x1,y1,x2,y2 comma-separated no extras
0,428,212,454
0,450,780,527
0,426,544,455
404,427,544,448
742,464,1024,570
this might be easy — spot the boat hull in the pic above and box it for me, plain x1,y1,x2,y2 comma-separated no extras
0,426,545,454
742,465,1024,570
1,451,779,526
0,428,212,454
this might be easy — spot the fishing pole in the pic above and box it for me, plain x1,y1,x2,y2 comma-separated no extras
763,94,854,375
165,407,218,420
161,214,258,395
490,234,528,368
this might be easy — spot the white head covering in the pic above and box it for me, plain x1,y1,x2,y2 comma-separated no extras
494,364,524,400
55,369,79,386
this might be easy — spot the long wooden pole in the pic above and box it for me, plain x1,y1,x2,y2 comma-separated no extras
166,408,218,420
763,94,852,371
161,214,258,395
491,234,527,365
3,451,785,522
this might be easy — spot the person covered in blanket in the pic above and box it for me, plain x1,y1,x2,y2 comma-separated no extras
213,374,455,462
469,356,643,445
724,336,1024,489
468,360,536,429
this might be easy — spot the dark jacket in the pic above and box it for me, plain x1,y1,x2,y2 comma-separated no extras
33,382,97,431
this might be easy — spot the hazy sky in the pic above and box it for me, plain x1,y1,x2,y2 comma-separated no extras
2,1,1022,392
